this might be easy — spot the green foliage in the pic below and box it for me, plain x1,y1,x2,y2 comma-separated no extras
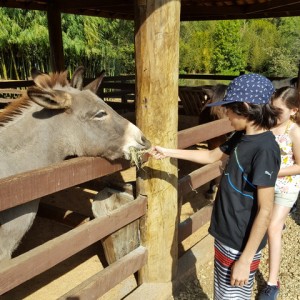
0,8,49,79
0,7,299,80
180,21,215,73
211,20,246,73
179,17,300,77
275,17,300,76
62,15,135,76
242,19,279,74
0,9,135,79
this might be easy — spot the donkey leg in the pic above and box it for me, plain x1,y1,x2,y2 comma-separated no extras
0,200,39,261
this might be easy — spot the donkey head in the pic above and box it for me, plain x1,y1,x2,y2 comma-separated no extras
27,67,151,161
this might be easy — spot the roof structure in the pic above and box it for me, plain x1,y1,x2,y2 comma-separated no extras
1,0,300,21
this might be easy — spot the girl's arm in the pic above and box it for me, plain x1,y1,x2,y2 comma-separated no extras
150,145,227,165
278,124,300,177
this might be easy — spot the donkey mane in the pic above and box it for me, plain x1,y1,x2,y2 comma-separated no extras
0,96,31,127
0,71,70,127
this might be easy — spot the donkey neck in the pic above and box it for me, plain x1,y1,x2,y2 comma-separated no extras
0,104,71,178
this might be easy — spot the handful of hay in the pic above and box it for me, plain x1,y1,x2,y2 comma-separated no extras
129,147,150,169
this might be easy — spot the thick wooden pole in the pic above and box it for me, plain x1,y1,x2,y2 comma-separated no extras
47,6,65,72
134,0,181,283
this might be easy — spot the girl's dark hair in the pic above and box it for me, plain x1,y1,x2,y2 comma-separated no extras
272,86,300,125
225,101,281,130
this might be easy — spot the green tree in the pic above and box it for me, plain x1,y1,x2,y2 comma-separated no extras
211,20,246,74
268,17,300,76
0,8,49,79
63,15,134,77
242,19,279,75
180,21,215,73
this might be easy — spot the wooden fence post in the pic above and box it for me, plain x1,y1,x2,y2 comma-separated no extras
134,0,181,283
47,6,65,72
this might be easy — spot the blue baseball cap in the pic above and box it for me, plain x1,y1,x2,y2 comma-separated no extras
206,73,275,107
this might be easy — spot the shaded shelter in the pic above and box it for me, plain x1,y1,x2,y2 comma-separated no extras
1,0,300,293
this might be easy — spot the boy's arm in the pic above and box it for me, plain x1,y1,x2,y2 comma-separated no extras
230,186,274,286
150,146,227,164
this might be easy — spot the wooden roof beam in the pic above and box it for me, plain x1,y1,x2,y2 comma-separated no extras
57,0,133,10
0,0,47,10
180,2,300,21
244,0,300,15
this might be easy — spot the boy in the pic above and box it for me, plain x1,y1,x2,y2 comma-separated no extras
150,74,281,299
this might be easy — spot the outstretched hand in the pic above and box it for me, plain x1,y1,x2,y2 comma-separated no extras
149,146,168,160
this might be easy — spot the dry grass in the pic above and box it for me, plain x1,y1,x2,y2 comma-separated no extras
129,146,150,169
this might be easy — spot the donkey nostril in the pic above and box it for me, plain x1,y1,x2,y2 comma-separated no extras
141,136,151,148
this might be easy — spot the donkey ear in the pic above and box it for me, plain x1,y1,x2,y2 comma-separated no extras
31,67,44,80
201,87,214,100
27,87,72,109
84,70,105,94
71,66,85,90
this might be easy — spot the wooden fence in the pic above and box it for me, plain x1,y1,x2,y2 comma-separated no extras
0,75,237,297
0,73,288,104
0,115,233,298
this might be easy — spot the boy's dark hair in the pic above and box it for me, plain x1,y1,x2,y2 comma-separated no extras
272,86,300,125
225,102,281,130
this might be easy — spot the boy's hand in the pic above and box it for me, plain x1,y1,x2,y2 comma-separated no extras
149,146,168,159
230,259,250,287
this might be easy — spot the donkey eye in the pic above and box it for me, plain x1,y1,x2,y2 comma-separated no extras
93,110,107,119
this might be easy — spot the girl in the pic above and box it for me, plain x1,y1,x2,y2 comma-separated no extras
258,86,300,300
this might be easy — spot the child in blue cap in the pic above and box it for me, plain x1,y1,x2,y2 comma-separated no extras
150,73,282,300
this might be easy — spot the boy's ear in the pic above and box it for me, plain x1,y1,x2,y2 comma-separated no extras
243,102,250,110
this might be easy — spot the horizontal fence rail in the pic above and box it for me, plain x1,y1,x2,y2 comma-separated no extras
178,160,227,197
59,246,148,299
178,118,233,149
178,205,213,243
0,157,130,212
0,80,34,89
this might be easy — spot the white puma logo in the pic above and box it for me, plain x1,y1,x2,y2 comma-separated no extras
265,170,273,179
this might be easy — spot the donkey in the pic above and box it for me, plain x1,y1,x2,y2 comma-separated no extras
0,67,151,262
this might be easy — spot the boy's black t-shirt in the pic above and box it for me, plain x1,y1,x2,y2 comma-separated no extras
208,130,281,252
